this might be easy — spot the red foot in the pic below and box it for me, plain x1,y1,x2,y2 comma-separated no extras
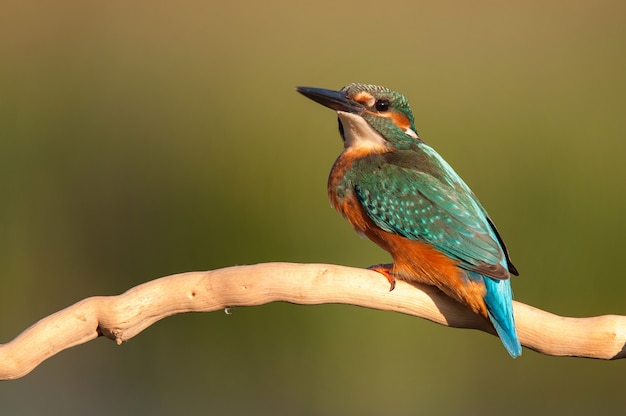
367,263,397,291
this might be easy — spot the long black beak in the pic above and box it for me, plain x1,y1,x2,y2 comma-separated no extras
296,86,363,113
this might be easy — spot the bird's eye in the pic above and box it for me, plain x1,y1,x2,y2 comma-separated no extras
375,99,390,112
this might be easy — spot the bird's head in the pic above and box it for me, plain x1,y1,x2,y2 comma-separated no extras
297,83,420,153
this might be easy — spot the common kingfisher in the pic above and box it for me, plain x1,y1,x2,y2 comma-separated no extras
297,83,522,357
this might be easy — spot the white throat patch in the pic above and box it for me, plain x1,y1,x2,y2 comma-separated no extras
337,111,389,153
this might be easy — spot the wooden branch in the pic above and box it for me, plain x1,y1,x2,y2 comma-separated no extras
1,262,624,380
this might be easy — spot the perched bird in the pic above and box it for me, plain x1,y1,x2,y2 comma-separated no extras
297,83,522,357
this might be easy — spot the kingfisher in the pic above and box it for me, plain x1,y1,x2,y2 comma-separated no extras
297,83,522,357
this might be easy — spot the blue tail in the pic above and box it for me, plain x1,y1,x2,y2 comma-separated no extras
468,271,522,358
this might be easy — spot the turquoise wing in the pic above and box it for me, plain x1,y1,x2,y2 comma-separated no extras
352,152,510,279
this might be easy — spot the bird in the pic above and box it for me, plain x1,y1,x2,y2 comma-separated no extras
296,83,522,357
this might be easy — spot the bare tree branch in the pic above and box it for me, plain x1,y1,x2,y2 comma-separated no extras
1,262,624,380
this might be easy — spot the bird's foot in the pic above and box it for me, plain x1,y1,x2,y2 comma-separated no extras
367,263,397,291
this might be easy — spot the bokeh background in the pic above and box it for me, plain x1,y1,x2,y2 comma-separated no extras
2,0,626,414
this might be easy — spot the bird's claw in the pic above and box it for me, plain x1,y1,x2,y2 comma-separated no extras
367,263,397,291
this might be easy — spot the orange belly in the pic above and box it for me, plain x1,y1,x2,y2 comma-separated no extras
338,193,488,317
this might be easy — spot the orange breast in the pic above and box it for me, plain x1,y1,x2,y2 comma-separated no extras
335,190,488,318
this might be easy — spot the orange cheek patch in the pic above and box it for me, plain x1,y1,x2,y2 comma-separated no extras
389,112,412,131
367,110,412,131
352,91,375,107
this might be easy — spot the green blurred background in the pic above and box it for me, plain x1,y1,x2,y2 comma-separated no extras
1,0,626,414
